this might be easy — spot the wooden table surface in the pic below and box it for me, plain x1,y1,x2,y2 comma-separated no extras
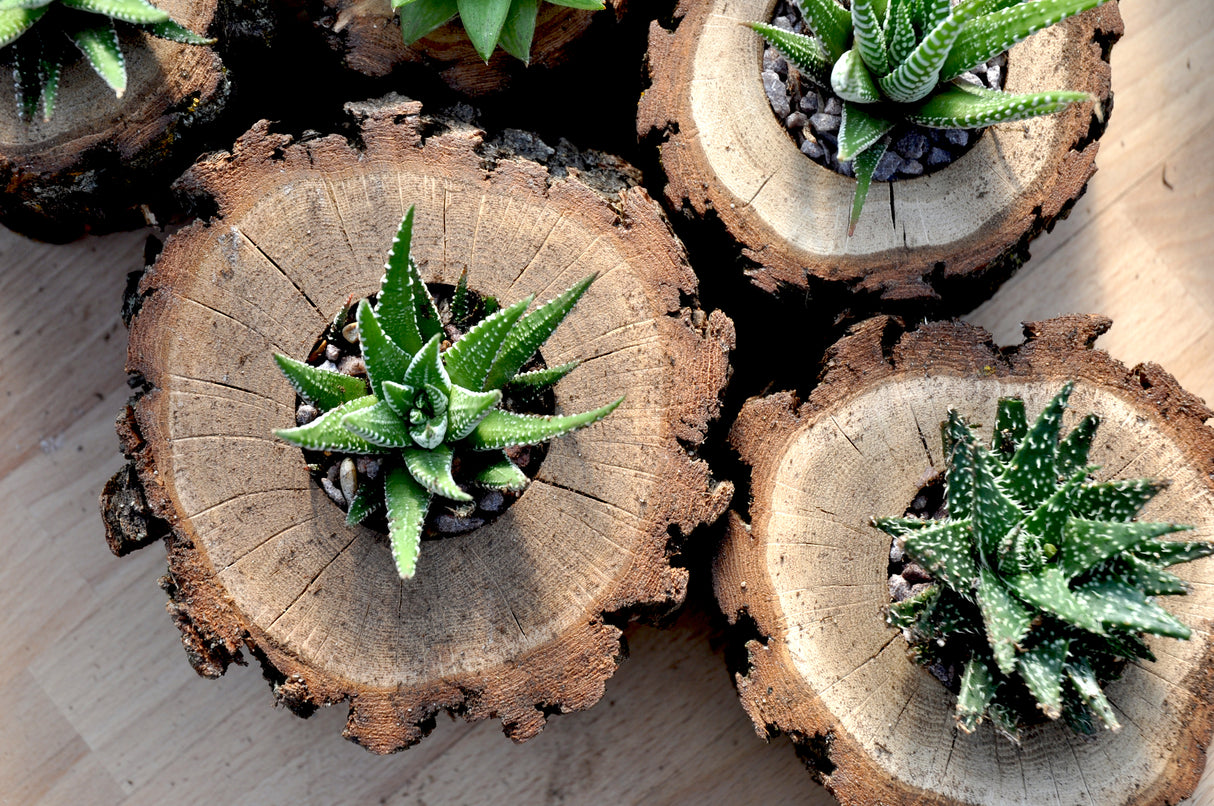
2,0,1211,803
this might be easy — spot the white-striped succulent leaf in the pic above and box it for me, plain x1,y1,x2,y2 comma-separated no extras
443,294,530,390
275,396,382,455
385,466,430,579
830,48,881,104
403,444,473,502
466,396,623,450
70,18,125,96
470,453,529,491
274,353,369,412
850,0,888,75
482,273,594,391
847,137,887,236
907,85,1093,129
749,24,832,88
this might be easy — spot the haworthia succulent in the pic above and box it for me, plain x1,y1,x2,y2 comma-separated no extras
848,138,887,236
272,206,621,580
832,48,882,104
941,0,1108,81
749,22,832,87
394,0,602,61
878,385,1213,738
70,19,124,95
850,0,888,75
836,101,894,162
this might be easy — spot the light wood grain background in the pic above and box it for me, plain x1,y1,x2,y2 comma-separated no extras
1,0,1211,803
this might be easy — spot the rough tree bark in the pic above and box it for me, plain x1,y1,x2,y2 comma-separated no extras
716,315,1214,806
102,94,734,754
0,0,231,242
638,0,1123,310
314,0,623,96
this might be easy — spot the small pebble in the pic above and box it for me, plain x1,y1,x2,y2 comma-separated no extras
324,343,341,362
436,514,485,534
785,111,808,131
986,64,1002,87
339,457,357,504
320,477,345,506
945,129,968,147
889,574,912,602
762,70,790,119
480,490,506,513
338,355,367,377
902,562,932,584
356,456,381,480
873,151,903,182
296,404,318,426
899,159,924,177
763,49,788,79
810,112,839,133
319,360,338,373
327,463,341,485
909,582,933,597
837,159,854,177
894,131,929,161
889,538,905,563
772,14,793,30
800,138,825,159
799,93,818,114
341,322,360,343
823,97,842,116
925,147,952,167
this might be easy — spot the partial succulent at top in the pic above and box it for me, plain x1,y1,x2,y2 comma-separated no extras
392,0,604,64
877,384,1214,740
0,0,213,122
274,206,622,580
753,0,1110,233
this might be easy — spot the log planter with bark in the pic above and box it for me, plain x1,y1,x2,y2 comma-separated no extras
638,0,1123,310
0,0,233,243
314,0,622,97
101,94,735,753
716,315,1214,805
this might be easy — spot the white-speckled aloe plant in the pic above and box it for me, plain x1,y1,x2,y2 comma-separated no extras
0,0,213,122
754,0,1110,233
876,384,1214,740
392,0,603,63
274,206,622,580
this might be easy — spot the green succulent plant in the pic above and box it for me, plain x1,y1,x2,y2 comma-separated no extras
876,383,1214,740
0,0,213,122
753,0,1110,234
273,206,623,580
392,0,604,64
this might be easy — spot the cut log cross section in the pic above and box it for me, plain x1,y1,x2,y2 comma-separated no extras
716,315,1214,806
639,0,1124,308
0,0,228,241
104,96,734,753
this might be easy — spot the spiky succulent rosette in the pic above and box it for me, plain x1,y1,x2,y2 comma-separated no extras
876,383,1214,740
753,0,1111,234
0,0,213,122
273,206,622,580
391,0,604,64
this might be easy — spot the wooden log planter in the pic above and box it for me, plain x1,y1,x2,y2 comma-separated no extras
315,0,622,97
638,0,1123,309
716,315,1214,806
101,94,734,753
0,0,231,242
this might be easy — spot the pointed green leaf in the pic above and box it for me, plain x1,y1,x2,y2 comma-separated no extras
1070,479,1165,523
385,466,430,579
274,396,381,454
903,518,978,593
874,515,930,538
504,360,580,394
907,85,1093,129
1005,567,1103,634
976,567,1031,675
274,353,368,412
831,47,882,104
61,0,170,24
144,18,216,45
879,10,968,103
38,48,61,121
357,299,411,400
346,484,381,526
942,0,1110,81
402,334,452,397
749,23,831,87
397,0,458,45
1074,577,1191,639
1018,631,1070,719
1001,383,1071,511
447,384,502,440
470,453,528,490
1057,518,1190,579
381,380,417,422
851,0,889,74
1110,554,1187,597
544,0,604,8
444,295,530,390
483,275,592,391
457,0,511,61
1056,413,1099,478
497,0,537,62
0,1,56,10
923,0,949,29
791,0,850,61
991,397,1027,459
944,411,977,520
466,396,623,450
948,416,1022,563
848,138,886,236
1017,468,1087,559
887,0,915,66
376,207,442,352
402,444,472,502
1065,657,1120,731
341,399,414,448
1134,538,1214,568
0,8,46,48
956,657,996,733
71,19,126,97
451,267,472,324
11,35,40,121
837,101,895,162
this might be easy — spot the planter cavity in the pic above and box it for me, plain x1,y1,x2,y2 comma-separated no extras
315,0,622,97
638,0,1123,310
0,0,233,243
101,95,734,753
716,315,1214,806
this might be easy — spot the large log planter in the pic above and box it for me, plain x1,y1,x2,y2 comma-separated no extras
101,95,735,753
638,0,1123,309
0,0,231,242
716,315,1214,805
314,0,621,97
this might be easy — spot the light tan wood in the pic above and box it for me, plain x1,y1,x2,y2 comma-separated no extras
639,0,1121,307
0,0,1212,801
